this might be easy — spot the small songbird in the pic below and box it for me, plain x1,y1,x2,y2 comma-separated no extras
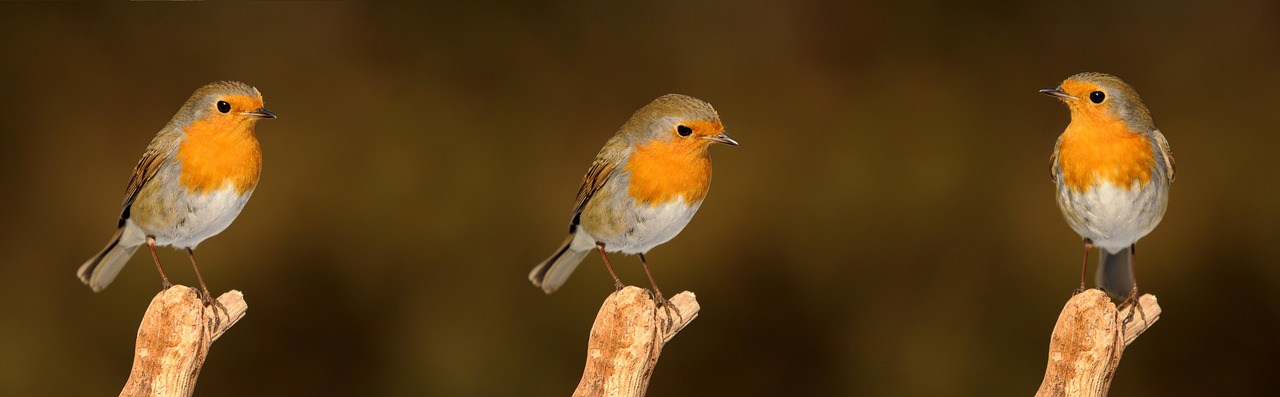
1041,72,1175,303
79,81,275,308
529,94,738,307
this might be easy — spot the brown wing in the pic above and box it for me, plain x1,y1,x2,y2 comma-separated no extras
1152,130,1176,182
570,159,617,226
1049,135,1063,183
117,148,167,228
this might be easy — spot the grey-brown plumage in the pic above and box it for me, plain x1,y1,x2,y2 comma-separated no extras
79,81,273,293
1042,72,1175,301
531,94,738,294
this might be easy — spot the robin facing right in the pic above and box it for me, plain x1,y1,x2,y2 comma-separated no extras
1041,72,1175,303
529,94,738,307
78,81,275,308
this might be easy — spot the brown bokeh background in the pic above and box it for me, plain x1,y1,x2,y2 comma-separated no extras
1,2,1277,396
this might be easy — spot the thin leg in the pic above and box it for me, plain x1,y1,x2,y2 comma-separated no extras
1129,243,1140,297
1074,238,1093,295
1120,243,1148,326
637,253,669,306
595,243,624,291
185,248,215,305
638,253,681,326
146,236,173,289
186,248,227,327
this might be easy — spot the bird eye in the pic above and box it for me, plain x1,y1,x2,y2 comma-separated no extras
216,101,231,114
1089,91,1105,104
677,125,693,136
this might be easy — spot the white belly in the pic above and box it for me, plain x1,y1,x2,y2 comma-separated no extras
1057,179,1167,252
150,184,253,249
587,197,701,254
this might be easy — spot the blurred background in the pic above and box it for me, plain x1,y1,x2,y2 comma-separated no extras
1,1,1277,396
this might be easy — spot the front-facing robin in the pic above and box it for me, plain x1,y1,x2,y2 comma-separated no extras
529,94,738,308
1041,72,1175,304
78,81,275,309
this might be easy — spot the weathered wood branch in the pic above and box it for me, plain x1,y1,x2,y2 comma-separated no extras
573,286,700,397
1036,289,1161,397
119,286,247,397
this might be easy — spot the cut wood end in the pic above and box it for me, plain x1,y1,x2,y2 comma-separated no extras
598,287,700,343
1056,290,1159,347
144,287,248,341
124,286,248,397
1120,293,1160,346
211,290,248,341
660,291,699,343
1035,289,1162,397
574,287,700,397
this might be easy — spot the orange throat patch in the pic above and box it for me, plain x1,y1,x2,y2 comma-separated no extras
624,139,712,205
177,119,262,194
1057,117,1154,192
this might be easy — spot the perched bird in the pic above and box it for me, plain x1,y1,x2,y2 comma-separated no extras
1041,72,1175,303
79,81,275,308
530,94,738,307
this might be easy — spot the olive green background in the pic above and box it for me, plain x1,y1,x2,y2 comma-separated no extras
1,2,1276,396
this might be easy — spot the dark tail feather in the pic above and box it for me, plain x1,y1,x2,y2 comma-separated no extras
1096,247,1134,299
529,231,591,294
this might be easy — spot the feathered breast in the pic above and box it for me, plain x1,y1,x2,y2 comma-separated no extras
1057,118,1155,192
624,138,712,205
176,118,262,194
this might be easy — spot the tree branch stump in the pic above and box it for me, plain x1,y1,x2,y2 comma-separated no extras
1036,289,1161,397
119,286,247,397
573,286,700,397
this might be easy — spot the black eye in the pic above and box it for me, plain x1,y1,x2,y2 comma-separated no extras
677,125,693,136
216,101,231,113
1089,91,1105,104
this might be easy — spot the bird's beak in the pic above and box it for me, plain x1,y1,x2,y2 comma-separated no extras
243,107,277,119
706,132,739,146
1038,87,1076,100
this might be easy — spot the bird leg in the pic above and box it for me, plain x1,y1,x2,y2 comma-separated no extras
1119,244,1149,328
638,253,681,328
1074,238,1092,295
595,243,624,291
146,236,173,290
186,248,227,329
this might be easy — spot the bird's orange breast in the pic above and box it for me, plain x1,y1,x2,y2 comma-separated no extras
176,118,262,194
624,139,712,205
1057,118,1154,192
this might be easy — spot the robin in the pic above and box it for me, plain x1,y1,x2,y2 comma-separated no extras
1040,72,1175,304
78,81,275,310
529,94,738,309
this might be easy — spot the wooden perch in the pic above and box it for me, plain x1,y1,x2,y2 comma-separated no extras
119,286,247,397
1036,289,1161,397
573,286,700,397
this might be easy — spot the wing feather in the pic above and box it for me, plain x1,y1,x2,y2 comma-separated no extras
1049,135,1064,183
117,145,171,227
1151,130,1176,182
570,159,617,225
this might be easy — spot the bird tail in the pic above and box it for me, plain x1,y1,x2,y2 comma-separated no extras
1096,247,1135,299
78,225,144,292
529,228,595,294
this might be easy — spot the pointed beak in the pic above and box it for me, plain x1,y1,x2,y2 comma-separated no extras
243,107,277,119
1038,87,1076,100
706,132,739,146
